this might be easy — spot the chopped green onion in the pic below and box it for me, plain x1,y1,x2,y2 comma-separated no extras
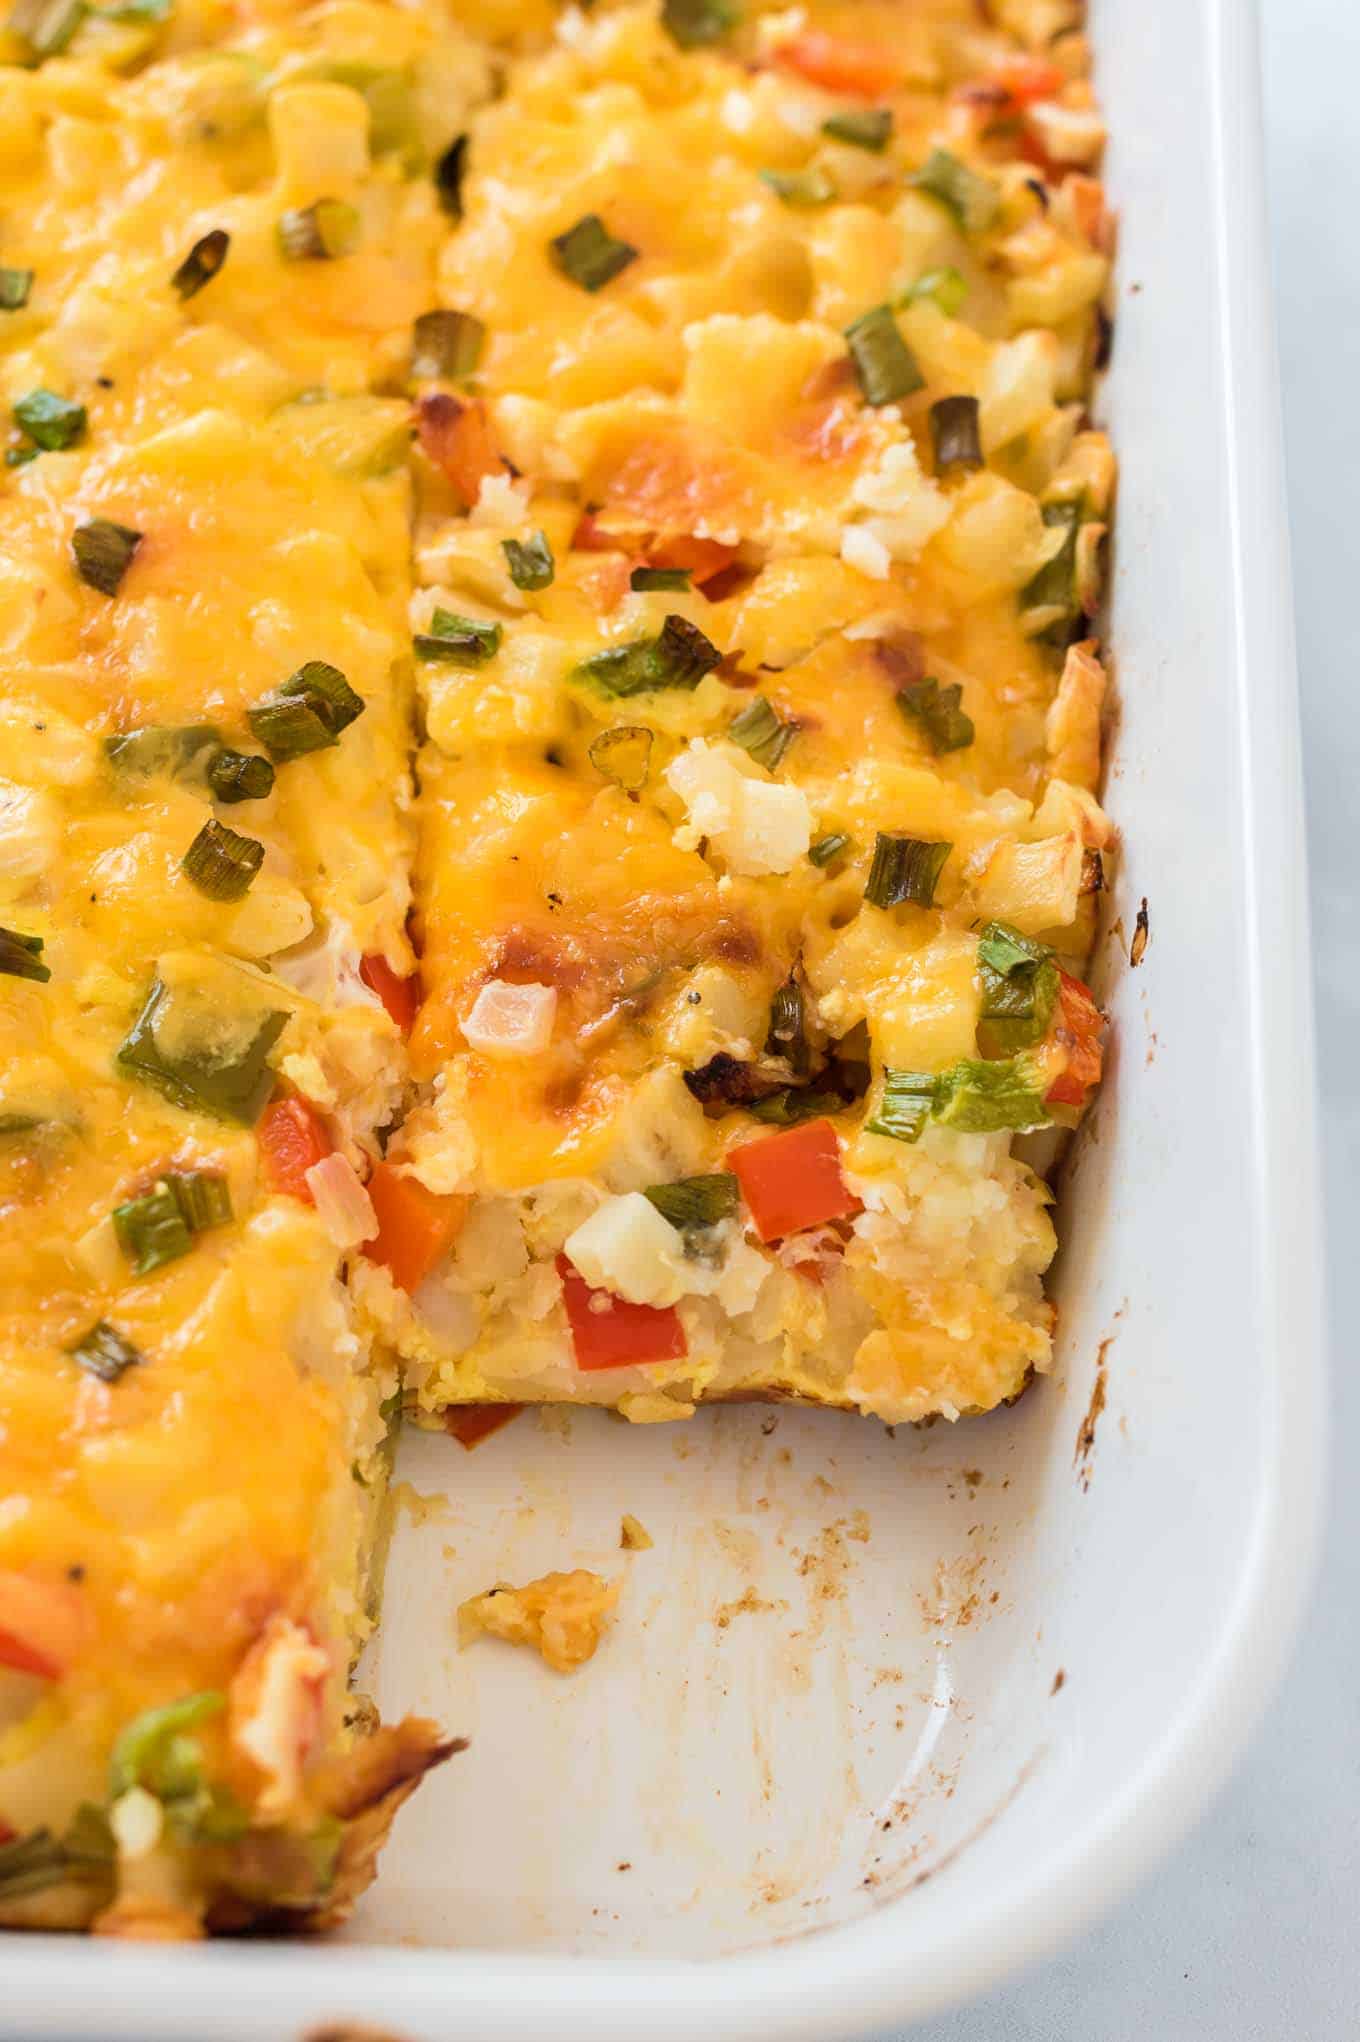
931,1055,1050,1133
588,723,653,791
109,1691,224,1801
550,214,638,293
928,394,982,474
169,1168,232,1233
181,818,264,902
502,530,555,591
113,1180,192,1276
866,1068,936,1144
823,107,893,152
72,518,141,596
728,695,794,773
67,1320,143,1384
760,167,837,208
845,305,924,407
864,831,951,909
808,832,851,868
413,608,503,666
247,660,364,760
170,229,228,300
8,0,86,59
0,926,50,983
103,0,171,16
630,565,691,592
434,133,468,218
277,198,361,262
13,388,84,450
1019,501,1081,634
0,1811,112,1902
5,444,39,469
116,978,287,1125
909,148,1000,235
0,268,34,311
105,723,220,780
895,675,974,754
411,308,484,380
898,266,968,316
574,612,721,697
644,1173,739,1230
765,971,809,1077
748,1087,843,1126
976,920,1058,1053
207,748,274,803
661,0,738,46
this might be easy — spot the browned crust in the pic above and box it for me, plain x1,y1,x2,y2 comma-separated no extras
298,1718,466,1932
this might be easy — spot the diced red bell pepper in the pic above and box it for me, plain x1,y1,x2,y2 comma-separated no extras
1044,969,1105,1106
360,953,422,1033
645,534,740,587
414,393,505,508
364,1162,467,1294
557,1255,688,1371
445,1404,524,1450
992,56,1067,107
259,1096,333,1203
0,1571,85,1680
728,1118,860,1244
774,30,901,98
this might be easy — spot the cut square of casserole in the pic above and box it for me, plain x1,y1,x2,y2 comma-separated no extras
355,0,1115,1429
0,1,492,1933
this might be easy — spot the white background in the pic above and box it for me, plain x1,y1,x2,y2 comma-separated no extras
879,1,1355,2034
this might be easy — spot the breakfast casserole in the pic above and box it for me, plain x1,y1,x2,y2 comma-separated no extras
0,0,1113,1937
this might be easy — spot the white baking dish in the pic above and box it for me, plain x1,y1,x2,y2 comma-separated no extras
4,0,1325,2033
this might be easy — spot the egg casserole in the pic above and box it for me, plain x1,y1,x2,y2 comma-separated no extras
0,0,1113,1940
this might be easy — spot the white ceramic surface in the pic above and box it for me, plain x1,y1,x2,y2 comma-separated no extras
1,0,1326,2034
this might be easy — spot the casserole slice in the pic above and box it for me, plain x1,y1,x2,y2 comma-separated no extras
358,0,1115,1429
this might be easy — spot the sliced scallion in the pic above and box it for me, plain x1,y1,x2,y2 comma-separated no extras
644,1173,739,1230
0,268,34,312
823,107,892,152
411,308,485,380
760,167,837,208
898,266,968,316
931,1055,1050,1133
766,971,809,1077
116,978,287,1124
9,0,86,59
108,1690,224,1800
13,388,84,451
895,675,974,754
866,1068,936,1144
105,724,220,780
630,565,690,592
171,229,229,300
928,394,982,474
67,1320,143,1384
976,921,1059,1053
550,214,638,293
113,1180,192,1276
413,608,502,666
573,613,721,697
5,445,38,469
661,0,738,46
169,1168,232,1233
748,1087,842,1126
207,749,274,803
588,723,653,791
845,305,924,407
909,148,1000,235
728,695,794,772
434,133,468,218
502,530,554,591
181,818,264,902
1019,501,1081,632
808,832,851,868
277,198,360,263
72,518,141,596
863,831,951,909
0,927,50,983
247,660,364,760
